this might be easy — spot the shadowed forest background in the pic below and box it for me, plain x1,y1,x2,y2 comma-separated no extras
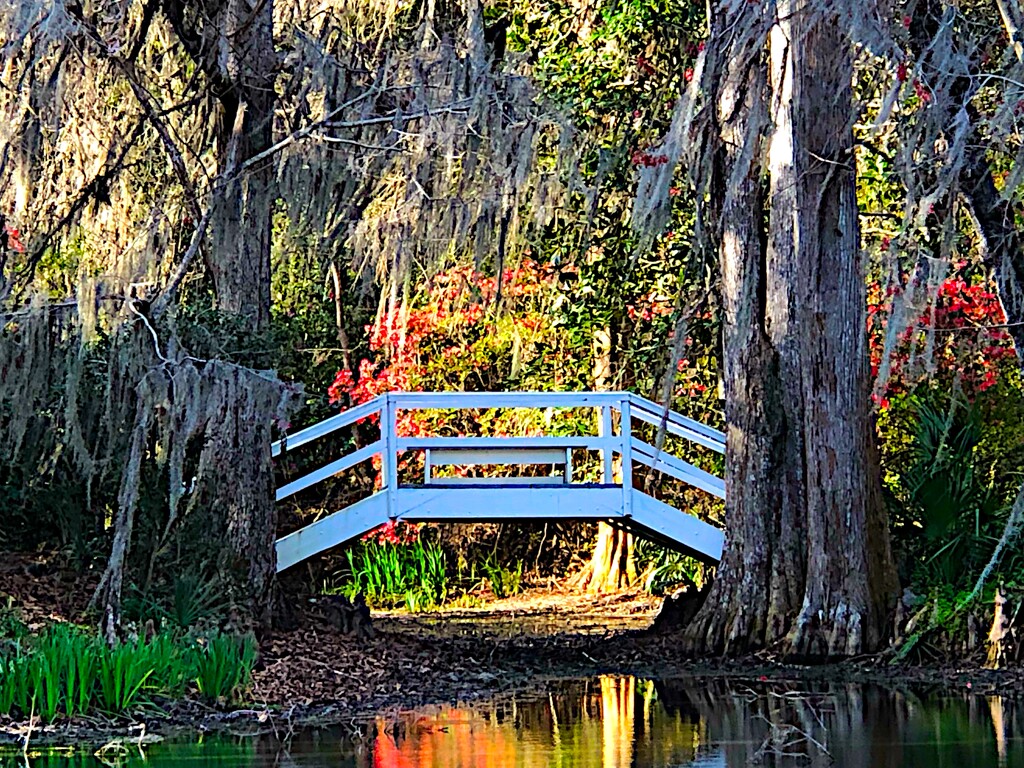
2,0,1024,674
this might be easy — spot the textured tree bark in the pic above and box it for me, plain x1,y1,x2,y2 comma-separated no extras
149,0,280,631
780,7,896,656
196,362,283,631
682,5,796,653
683,1,897,658
161,0,275,332
576,524,637,593
208,0,275,332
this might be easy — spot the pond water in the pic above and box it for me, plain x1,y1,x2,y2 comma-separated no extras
16,676,1024,767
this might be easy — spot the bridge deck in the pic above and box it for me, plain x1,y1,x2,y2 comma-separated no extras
272,391,726,572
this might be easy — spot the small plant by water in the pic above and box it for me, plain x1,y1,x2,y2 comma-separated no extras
483,557,523,599
635,540,703,595
0,623,257,721
194,632,258,703
341,536,449,610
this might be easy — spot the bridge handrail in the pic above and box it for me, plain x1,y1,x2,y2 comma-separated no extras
272,391,725,501
271,397,382,457
388,391,625,410
631,438,726,498
395,435,610,451
627,394,725,454
276,440,382,501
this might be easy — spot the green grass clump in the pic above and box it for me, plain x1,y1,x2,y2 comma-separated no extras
0,625,257,721
194,632,258,704
483,557,523,599
342,538,449,610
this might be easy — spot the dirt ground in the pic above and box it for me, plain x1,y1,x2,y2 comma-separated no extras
4,552,1024,747
252,584,665,709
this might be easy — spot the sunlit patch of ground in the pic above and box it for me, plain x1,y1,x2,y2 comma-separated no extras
374,585,661,640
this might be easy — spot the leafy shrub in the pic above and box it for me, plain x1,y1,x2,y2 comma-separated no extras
635,540,703,595
0,595,28,641
341,537,448,609
883,388,1024,588
483,557,523,599
122,573,225,632
169,574,225,630
193,632,257,704
0,625,257,720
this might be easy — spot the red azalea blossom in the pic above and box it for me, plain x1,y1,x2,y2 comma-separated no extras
632,149,670,168
362,519,421,546
869,271,1015,400
3,224,25,254
913,79,932,103
328,260,557,485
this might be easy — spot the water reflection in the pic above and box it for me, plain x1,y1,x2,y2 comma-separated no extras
14,676,1024,767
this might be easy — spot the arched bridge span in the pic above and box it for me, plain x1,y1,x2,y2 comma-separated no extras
272,392,725,572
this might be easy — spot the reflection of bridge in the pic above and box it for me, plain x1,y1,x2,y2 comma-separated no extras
272,392,725,573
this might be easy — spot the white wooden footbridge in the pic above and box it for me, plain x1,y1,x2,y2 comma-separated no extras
272,392,725,572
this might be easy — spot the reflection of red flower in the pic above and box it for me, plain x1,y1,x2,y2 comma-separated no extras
373,731,415,768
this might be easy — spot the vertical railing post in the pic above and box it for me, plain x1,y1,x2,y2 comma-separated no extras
599,405,614,485
382,394,398,518
620,395,633,517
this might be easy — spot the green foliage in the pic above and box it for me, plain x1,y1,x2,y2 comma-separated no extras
883,386,1024,589
905,398,988,538
634,539,702,595
169,574,226,631
122,573,226,632
94,636,160,714
340,538,449,610
193,632,258,704
0,596,28,641
483,557,524,599
0,625,257,721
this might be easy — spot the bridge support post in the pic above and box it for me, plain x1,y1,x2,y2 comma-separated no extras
620,398,633,517
599,405,614,485
382,394,398,518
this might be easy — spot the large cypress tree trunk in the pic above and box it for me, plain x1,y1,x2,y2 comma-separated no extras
779,5,896,656
89,0,283,633
161,0,275,332
683,1,896,658
681,2,801,653
207,0,275,332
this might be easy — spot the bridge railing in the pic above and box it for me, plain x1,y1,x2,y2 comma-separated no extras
272,391,725,506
